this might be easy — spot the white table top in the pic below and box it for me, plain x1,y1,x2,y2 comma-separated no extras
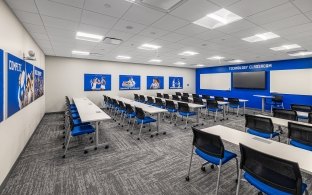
73,97,111,123
147,95,205,109
296,111,309,118
253,95,274,98
201,125,312,174
112,96,167,114
256,114,312,127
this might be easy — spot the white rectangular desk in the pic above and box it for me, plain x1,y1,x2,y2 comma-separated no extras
73,97,111,151
201,125,312,174
111,96,167,133
253,95,273,113
256,114,312,127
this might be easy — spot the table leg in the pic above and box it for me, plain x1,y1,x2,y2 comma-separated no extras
261,97,265,113
241,102,246,116
84,121,109,152
157,113,160,132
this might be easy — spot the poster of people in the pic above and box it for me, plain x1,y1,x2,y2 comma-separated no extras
84,74,111,91
24,62,34,106
147,76,164,90
7,53,27,117
0,49,3,122
34,67,44,100
169,76,183,89
119,75,140,90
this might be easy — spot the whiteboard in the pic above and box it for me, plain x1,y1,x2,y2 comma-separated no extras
270,69,312,95
200,73,231,90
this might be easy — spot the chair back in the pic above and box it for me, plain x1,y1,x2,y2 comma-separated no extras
135,107,145,119
163,94,169,99
176,92,182,96
156,93,162,98
273,108,297,121
309,113,312,124
181,96,189,103
245,114,274,134
134,94,139,101
155,98,164,107
193,97,203,105
112,99,118,106
147,96,154,105
272,95,283,103
202,95,210,99
178,102,190,113
125,103,134,114
172,95,180,101
139,95,145,102
118,101,125,110
183,93,189,97
291,104,312,113
166,100,175,110
103,95,108,103
228,98,239,106
214,96,224,101
288,122,312,147
192,127,224,159
206,99,218,109
239,144,303,195
192,94,199,98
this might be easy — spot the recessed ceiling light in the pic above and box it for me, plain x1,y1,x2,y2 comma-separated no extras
116,55,131,60
288,51,312,56
149,59,162,63
193,8,242,29
76,32,104,42
270,44,301,51
207,56,225,60
178,51,199,56
242,32,280,43
228,59,244,63
174,62,186,65
72,50,90,55
138,43,161,50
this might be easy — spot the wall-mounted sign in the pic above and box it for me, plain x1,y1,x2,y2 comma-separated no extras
229,64,272,71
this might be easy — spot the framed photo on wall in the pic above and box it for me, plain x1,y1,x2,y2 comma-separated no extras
169,76,183,89
34,67,44,99
84,74,112,91
147,76,164,90
119,75,140,90
0,49,3,122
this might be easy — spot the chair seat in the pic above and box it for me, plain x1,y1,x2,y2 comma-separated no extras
73,119,90,126
244,172,307,195
70,104,76,108
290,140,312,151
208,108,222,112
137,116,156,124
167,108,177,113
247,128,279,139
71,113,80,119
71,125,95,136
179,112,196,117
195,148,237,165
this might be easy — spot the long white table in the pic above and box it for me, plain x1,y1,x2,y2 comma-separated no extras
201,125,312,174
253,95,273,113
110,96,167,133
256,114,312,127
73,97,111,151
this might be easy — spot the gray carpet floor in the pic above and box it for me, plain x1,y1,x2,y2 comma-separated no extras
0,108,311,195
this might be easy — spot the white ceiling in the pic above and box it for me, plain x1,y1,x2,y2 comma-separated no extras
5,0,312,68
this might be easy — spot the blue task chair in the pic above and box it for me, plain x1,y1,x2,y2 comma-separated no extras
116,101,127,126
146,96,155,106
154,98,165,109
202,95,211,100
214,96,224,101
131,107,156,140
63,116,95,158
139,95,146,103
181,96,189,103
156,93,162,98
183,93,189,97
245,114,280,141
165,100,177,124
103,95,109,109
193,97,204,118
291,104,312,121
176,92,182,96
172,95,180,101
288,122,312,151
236,144,308,195
134,94,140,102
65,96,76,110
186,127,238,195
175,102,196,129
228,98,240,117
309,113,312,124
123,103,136,131
266,94,284,113
206,99,222,122
111,99,120,120
192,94,199,99
163,94,170,99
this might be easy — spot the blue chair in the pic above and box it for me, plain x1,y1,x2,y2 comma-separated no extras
176,92,182,96
236,144,308,195
186,127,238,195
134,94,140,102
116,101,127,126
175,102,196,129
291,104,312,121
181,96,189,103
172,95,180,101
309,113,312,124
156,93,162,98
163,94,169,99
146,96,155,106
63,116,95,158
245,114,280,141
288,122,312,151
228,98,240,117
154,98,165,109
206,99,223,122
123,103,136,131
266,94,284,113
165,100,177,124
131,107,156,140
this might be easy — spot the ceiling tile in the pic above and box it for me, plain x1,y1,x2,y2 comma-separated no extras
112,20,146,34
292,0,312,13
41,16,79,30
138,27,169,39
6,0,38,13
209,0,241,7
151,14,189,31
84,0,132,18
81,10,118,29
35,0,82,22
30,32,50,41
262,14,311,31
14,10,43,25
23,23,46,34
174,24,207,36
159,32,188,42
195,30,227,41
217,19,257,33
77,24,109,36
49,0,85,8
105,30,135,42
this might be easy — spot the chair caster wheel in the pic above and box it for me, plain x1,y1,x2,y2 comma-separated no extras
130,132,133,135
258,192,263,195
150,135,154,138
149,129,151,132
84,150,88,154
91,141,94,143
118,123,120,125
62,143,65,146
163,132,166,135
156,133,159,136
201,166,206,172
62,155,65,158
170,122,172,124
94,147,97,150
137,137,140,140
184,127,187,129
105,145,109,149
185,176,190,181
62,145,65,149
211,165,214,169
127,129,129,132
235,179,238,183
121,125,124,127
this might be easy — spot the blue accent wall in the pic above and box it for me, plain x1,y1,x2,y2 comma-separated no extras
196,57,312,110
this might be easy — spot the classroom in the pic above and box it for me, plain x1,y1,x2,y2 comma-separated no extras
0,0,312,194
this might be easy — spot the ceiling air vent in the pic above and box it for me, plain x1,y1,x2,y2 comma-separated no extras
103,37,123,45
134,0,187,13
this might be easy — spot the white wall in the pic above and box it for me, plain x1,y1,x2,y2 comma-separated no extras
0,1,45,186
45,56,195,112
